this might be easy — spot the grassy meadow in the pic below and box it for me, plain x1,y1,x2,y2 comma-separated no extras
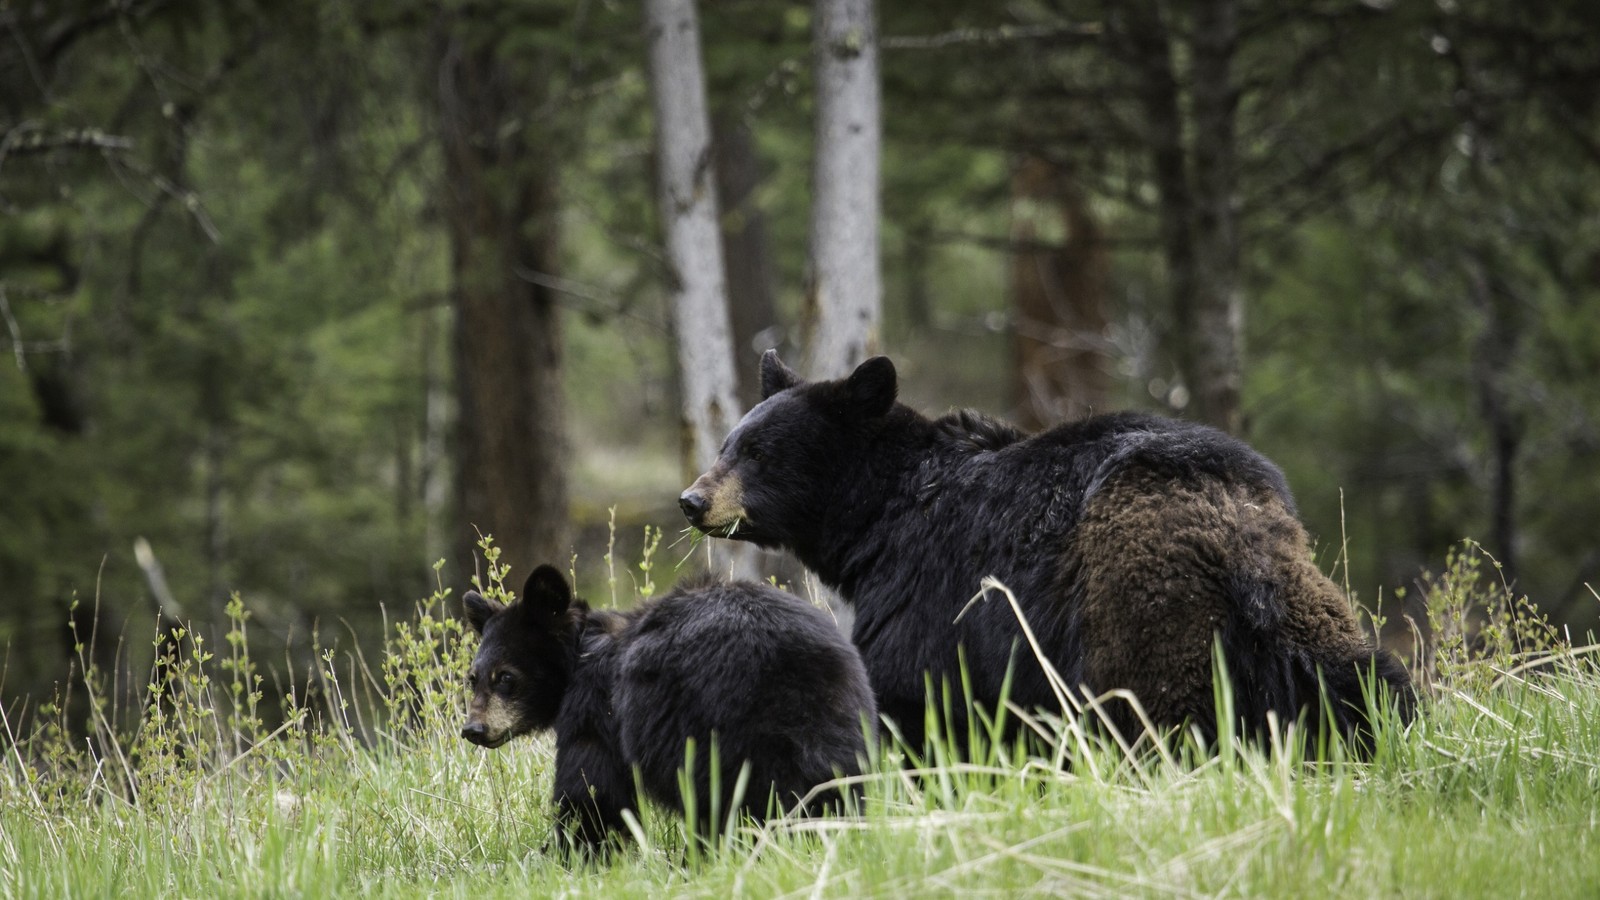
3,546,1597,898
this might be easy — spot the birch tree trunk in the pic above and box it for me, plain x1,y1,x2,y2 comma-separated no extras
805,0,882,379
645,0,740,477
645,0,755,579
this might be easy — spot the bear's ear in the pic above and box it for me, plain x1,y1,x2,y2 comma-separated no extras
846,356,897,418
520,564,573,625
463,590,505,636
760,349,802,399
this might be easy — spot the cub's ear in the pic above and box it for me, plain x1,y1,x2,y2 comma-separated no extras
521,564,573,624
462,590,505,636
760,349,802,399
846,356,897,418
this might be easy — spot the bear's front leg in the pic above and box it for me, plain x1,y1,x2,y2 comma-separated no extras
548,738,634,861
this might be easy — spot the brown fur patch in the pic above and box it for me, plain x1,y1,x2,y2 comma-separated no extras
1071,470,1370,726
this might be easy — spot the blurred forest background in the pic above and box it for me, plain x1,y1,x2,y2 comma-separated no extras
2,0,1597,718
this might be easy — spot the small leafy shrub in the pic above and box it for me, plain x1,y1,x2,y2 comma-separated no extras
381,557,478,745
1411,540,1564,695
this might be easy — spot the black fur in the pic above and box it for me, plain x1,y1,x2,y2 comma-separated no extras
461,565,876,857
682,352,1415,755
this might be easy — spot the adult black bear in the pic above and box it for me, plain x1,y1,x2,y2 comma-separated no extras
679,352,1414,754
460,565,875,856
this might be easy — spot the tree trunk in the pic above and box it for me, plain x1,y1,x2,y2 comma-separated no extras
1109,0,1243,435
1468,256,1521,587
904,223,933,333
1009,155,1112,429
420,301,450,566
645,0,740,476
804,0,882,379
436,26,570,583
645,0,756,580
1188,0,1244,435
1111,2,1198,406
713,110,779,410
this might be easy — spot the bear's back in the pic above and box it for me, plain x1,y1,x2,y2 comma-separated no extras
1017,411,1293,512
901,411,1295,569
892,411,1292,594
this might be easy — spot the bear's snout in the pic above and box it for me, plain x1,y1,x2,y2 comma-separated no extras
460,721,508,748
680,466,746,534
679,490,709,524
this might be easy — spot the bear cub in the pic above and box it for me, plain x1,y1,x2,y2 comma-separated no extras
461,565,876,856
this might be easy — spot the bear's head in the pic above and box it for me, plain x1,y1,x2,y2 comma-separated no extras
679,350,898,550
460,564,575,748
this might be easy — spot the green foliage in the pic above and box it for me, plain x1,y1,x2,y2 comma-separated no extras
381,559,476,748
220,593,267,754
636,524,663,600
1,0,451,708
1416,540,1564,695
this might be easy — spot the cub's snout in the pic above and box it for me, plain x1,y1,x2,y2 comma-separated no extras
459,721,500,747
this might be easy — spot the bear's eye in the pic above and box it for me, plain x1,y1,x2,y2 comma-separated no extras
466,671,478,688
747,447,765,463
493,671,514,689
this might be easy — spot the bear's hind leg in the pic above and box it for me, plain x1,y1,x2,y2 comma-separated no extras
1071,473,1266,741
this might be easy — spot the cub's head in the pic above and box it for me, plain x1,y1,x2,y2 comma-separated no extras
459,565,576,749
679,350,898,549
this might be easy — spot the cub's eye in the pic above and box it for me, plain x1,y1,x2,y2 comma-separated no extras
466,671,479,688
747,447,765,463
493,671,514,689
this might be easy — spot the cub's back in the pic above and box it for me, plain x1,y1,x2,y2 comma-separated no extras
618,580,870,721
611,580,876,814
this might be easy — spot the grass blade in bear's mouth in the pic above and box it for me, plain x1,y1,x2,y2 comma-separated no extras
689,519,743,539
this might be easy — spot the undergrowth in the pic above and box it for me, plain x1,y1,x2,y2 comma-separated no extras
0,537,1595,897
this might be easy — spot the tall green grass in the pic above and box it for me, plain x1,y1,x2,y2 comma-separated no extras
2,541,1596,897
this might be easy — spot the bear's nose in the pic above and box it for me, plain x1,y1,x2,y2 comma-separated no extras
461,722,490,745
679,490,709,523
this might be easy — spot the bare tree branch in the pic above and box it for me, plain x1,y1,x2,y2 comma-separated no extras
0,124,133,161
928,227,1161,255
0,284,26,373
1242,109,1456,229
513,265,667,333
882,21,1100,51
